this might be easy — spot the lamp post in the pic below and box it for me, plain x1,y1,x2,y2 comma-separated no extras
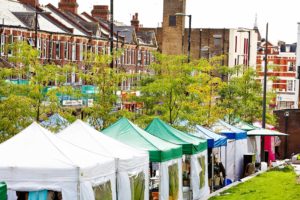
284,111,289,158
110,0,114,68
34,7,50,48
261,22,269,162
175,13,192,63
116,29,128,69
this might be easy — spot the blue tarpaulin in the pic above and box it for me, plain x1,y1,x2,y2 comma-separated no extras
40,113,69,131
193,125,227,148
210,120,247,140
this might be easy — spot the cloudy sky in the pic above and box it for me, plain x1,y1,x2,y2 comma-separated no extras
40,0,300,44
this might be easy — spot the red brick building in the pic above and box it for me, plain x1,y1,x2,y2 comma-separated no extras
256,41,297,110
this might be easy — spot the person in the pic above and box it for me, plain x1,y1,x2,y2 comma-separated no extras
274,136,281,158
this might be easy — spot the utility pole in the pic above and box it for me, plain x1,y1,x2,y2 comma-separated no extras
110,0,114,68
261,22,269,162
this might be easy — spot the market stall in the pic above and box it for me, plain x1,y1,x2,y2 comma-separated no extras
145,118,209,200
0,122,116,200
210,120,248,182
57,119,149,200
102,117,183,200
192,125,227,191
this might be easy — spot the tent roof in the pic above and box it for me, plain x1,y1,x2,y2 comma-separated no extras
233,120,257,131
58,120,149,171
145,118,207,155
0,122,115,183
210,120,247,140
194,125,227,148
247,129,288,136
102,117,182,162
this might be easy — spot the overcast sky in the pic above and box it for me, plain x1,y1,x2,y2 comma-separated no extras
40,0,300,44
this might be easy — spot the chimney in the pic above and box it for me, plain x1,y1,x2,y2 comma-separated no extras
19,0,39,7
131,13,140,32
91,5,110,21
58,0,79,14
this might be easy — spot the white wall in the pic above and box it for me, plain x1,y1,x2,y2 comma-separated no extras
228,29,258,68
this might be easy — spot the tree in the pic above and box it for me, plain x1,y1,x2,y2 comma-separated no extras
0,42,75,140
133,53,226,129
80,51,131,129
218,66,276,125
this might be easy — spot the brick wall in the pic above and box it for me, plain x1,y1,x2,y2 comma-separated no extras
274,109,300,159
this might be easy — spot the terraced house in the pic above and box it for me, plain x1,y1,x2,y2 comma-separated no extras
0,0,157,90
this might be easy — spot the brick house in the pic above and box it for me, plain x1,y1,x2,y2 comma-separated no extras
0,0,158,109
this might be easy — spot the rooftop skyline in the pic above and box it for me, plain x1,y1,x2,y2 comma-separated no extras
39,0,300,44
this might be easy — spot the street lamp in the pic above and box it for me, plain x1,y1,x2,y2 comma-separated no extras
261,22,269,162
33,7,51,48
110,0,114,68
116,29,128,69
175,13,192,63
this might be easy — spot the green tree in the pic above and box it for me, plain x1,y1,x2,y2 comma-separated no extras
219,66,276,125
0,42,75,140
134,53,226,128
80,51,131,129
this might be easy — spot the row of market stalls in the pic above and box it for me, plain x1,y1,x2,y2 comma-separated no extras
0,115,287,200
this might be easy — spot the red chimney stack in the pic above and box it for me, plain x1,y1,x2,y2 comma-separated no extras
91,5,110,21
58,0,79,14
131,13,140,32
18,0,39,7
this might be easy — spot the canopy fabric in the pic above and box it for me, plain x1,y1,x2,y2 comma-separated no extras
102,117,182,162
145,118,207,155
194,125,227,148
58,119,149,200
210,120,247,140
247,129,288,136
40,113,70,131
233,120,257,131
0,122,116,200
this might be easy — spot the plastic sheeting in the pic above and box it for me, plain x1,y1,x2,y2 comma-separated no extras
247,136,261,163
160,158,183,200
190,151,210,200
224,139,248,181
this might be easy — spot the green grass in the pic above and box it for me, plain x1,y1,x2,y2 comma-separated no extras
209,166,300,200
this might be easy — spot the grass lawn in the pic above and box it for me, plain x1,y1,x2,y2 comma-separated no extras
209,166,300,200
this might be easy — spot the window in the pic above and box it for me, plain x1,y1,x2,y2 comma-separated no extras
169,15,176,26
79,44,83,61
37,38,41,58
43,40,47,59
49,41,53,59
0,34,4,56
64,42,68,60
235,36,237,53
55,41,60,59
213,35,222,47
287,80,294,92
8,35,13,56
288,62,295,71
72,43,76,61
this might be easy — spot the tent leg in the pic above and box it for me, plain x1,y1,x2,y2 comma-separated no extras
211,153,214,193
225,146,227,184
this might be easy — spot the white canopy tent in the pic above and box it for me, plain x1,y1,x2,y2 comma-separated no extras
0,122,116,200
57,120,149,200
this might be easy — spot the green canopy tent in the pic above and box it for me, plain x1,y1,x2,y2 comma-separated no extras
0,182,6,200
145,118,209,200
102,117,183,200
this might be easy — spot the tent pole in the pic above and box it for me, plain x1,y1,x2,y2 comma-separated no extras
211,152,214,193
77,167,80,200
225,145,227,184
116,158,119,200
